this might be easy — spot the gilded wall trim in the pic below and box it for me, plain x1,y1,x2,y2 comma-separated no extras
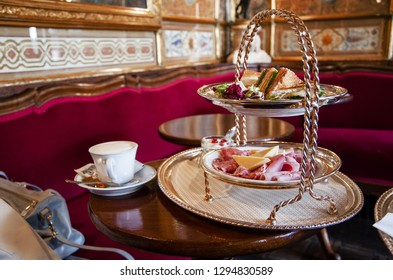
273,17,388,60
161,22,217,65
0,75,127,116
2,62,393,117
161,0,215,21
0,64,235,116
275,0,390,18
0,28,157,74
0,0,161,30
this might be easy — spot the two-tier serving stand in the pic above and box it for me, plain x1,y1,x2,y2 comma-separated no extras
157,9,363,230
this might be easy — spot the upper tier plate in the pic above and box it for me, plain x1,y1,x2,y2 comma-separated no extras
198,83,349,117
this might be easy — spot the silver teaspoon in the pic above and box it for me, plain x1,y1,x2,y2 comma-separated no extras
65,179,139,188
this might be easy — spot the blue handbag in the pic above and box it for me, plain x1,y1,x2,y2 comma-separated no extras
0,172,133,260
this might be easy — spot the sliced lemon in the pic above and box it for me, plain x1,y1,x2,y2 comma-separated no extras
252,145,280,158
232,155,271,171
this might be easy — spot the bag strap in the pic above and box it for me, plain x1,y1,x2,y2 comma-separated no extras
39,207,134,260
55,235,134,260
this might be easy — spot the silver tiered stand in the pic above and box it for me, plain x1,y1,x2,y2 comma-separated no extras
157,9,363,235
206,9,341,225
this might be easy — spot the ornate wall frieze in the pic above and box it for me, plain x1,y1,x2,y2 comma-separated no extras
3,62,393,117
0,27,157,75
162,22,217,65
0,64,236,116
0,0,161,28
274,18,387,60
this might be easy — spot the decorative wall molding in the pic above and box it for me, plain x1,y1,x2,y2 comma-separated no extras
0,28,157,74
162,22,217,65
0,64,235,116
0,1,224,88
275,0,390,17
0,0,161,30
1,0,393,118
2,62,393,117
161,0,215,21
274,17,387,60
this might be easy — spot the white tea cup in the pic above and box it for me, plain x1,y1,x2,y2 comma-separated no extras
88,141,138,184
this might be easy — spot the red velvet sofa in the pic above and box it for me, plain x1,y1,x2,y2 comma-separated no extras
1,67,392,259
0,72,233,260
291,71,393,186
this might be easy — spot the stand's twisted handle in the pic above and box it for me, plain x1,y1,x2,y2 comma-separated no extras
234,9,336,225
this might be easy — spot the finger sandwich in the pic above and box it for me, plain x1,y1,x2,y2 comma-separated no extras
239,67,304,100
258,67,278,93
240,70,262,87
265,67,305,99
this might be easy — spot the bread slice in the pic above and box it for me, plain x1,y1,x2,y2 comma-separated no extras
240,70,261,87
265,87,306,100
258,67,278,93
265,67,304,99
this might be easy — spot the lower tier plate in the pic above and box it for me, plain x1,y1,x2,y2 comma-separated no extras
158,148,364,230
201,142,341,189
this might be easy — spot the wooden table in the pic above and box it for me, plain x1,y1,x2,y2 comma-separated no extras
158,113,296,146
89,160,319,259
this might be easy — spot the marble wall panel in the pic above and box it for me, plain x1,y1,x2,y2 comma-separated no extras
274,18,388,60
0,27,157,75
162,0,215,20
162,22,217,65
275,0,390,16
231,25,270,53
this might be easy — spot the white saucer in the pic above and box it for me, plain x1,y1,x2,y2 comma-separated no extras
74,164,156,196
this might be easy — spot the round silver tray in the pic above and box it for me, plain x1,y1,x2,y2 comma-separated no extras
201,142,341,189
374,188,393,254
158,148,363,230
198,83,350,117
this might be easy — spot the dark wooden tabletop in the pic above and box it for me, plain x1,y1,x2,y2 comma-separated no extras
88,159,319,259
158,113,296,146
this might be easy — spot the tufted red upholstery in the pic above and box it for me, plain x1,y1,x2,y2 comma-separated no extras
1,70,392,259
292,71,393,185
0,72,233,259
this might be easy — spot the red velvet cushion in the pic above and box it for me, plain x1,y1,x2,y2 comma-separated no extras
1,70,392,259
0,74,232,200
0,73,235,260
317,72,393,130
293,127,393,185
